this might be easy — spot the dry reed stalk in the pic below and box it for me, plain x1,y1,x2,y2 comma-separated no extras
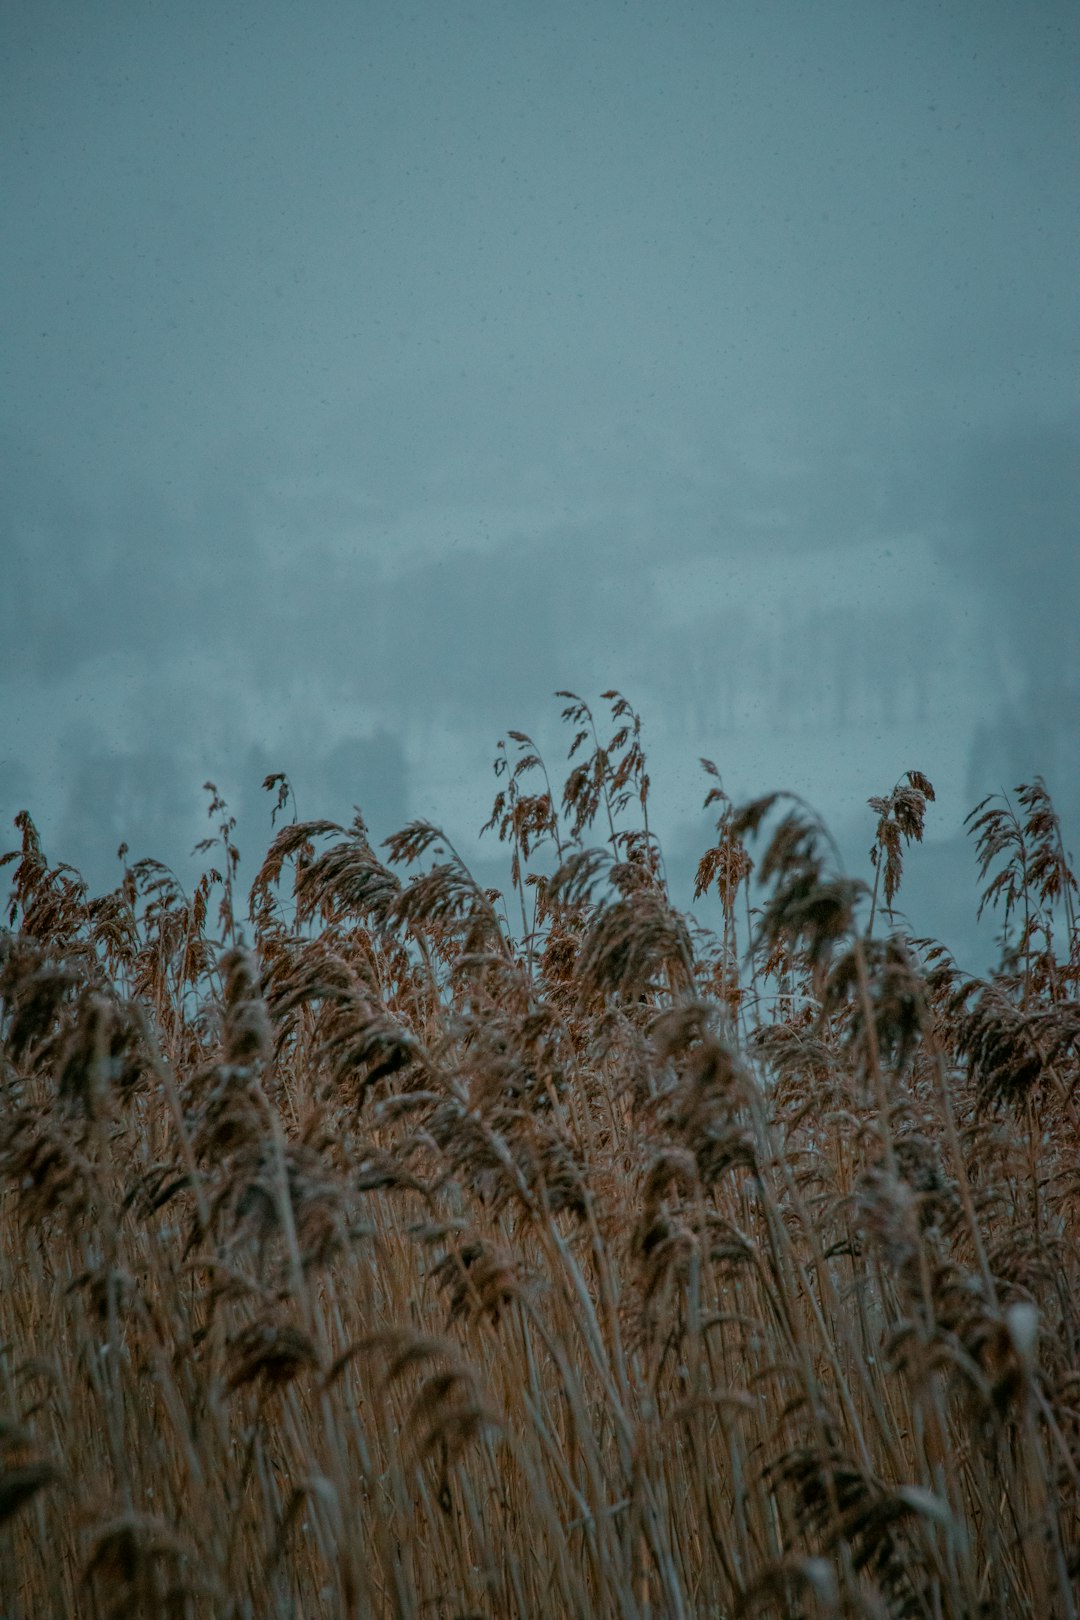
1,698,1078,1618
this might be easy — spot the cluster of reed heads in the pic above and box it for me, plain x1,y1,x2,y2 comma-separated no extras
2,691,1079,1619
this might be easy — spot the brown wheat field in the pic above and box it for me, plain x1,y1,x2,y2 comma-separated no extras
2,693,1079,1619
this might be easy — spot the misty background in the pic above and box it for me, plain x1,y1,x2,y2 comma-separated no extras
3,0,1078,971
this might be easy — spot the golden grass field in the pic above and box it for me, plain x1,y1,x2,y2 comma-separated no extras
2,692,1078,1619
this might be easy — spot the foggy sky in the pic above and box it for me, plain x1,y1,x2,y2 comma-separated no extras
3,0,1078,966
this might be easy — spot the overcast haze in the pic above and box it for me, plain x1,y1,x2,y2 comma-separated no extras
3,0,1078,966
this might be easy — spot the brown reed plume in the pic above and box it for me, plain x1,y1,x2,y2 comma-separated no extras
2,696,1079,1619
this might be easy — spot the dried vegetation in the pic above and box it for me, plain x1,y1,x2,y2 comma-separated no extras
2,693,1079,1618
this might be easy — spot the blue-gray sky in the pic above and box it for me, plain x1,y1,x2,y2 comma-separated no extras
3,0,1078,965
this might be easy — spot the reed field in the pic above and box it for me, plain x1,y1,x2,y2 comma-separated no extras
2,691,1079,1619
